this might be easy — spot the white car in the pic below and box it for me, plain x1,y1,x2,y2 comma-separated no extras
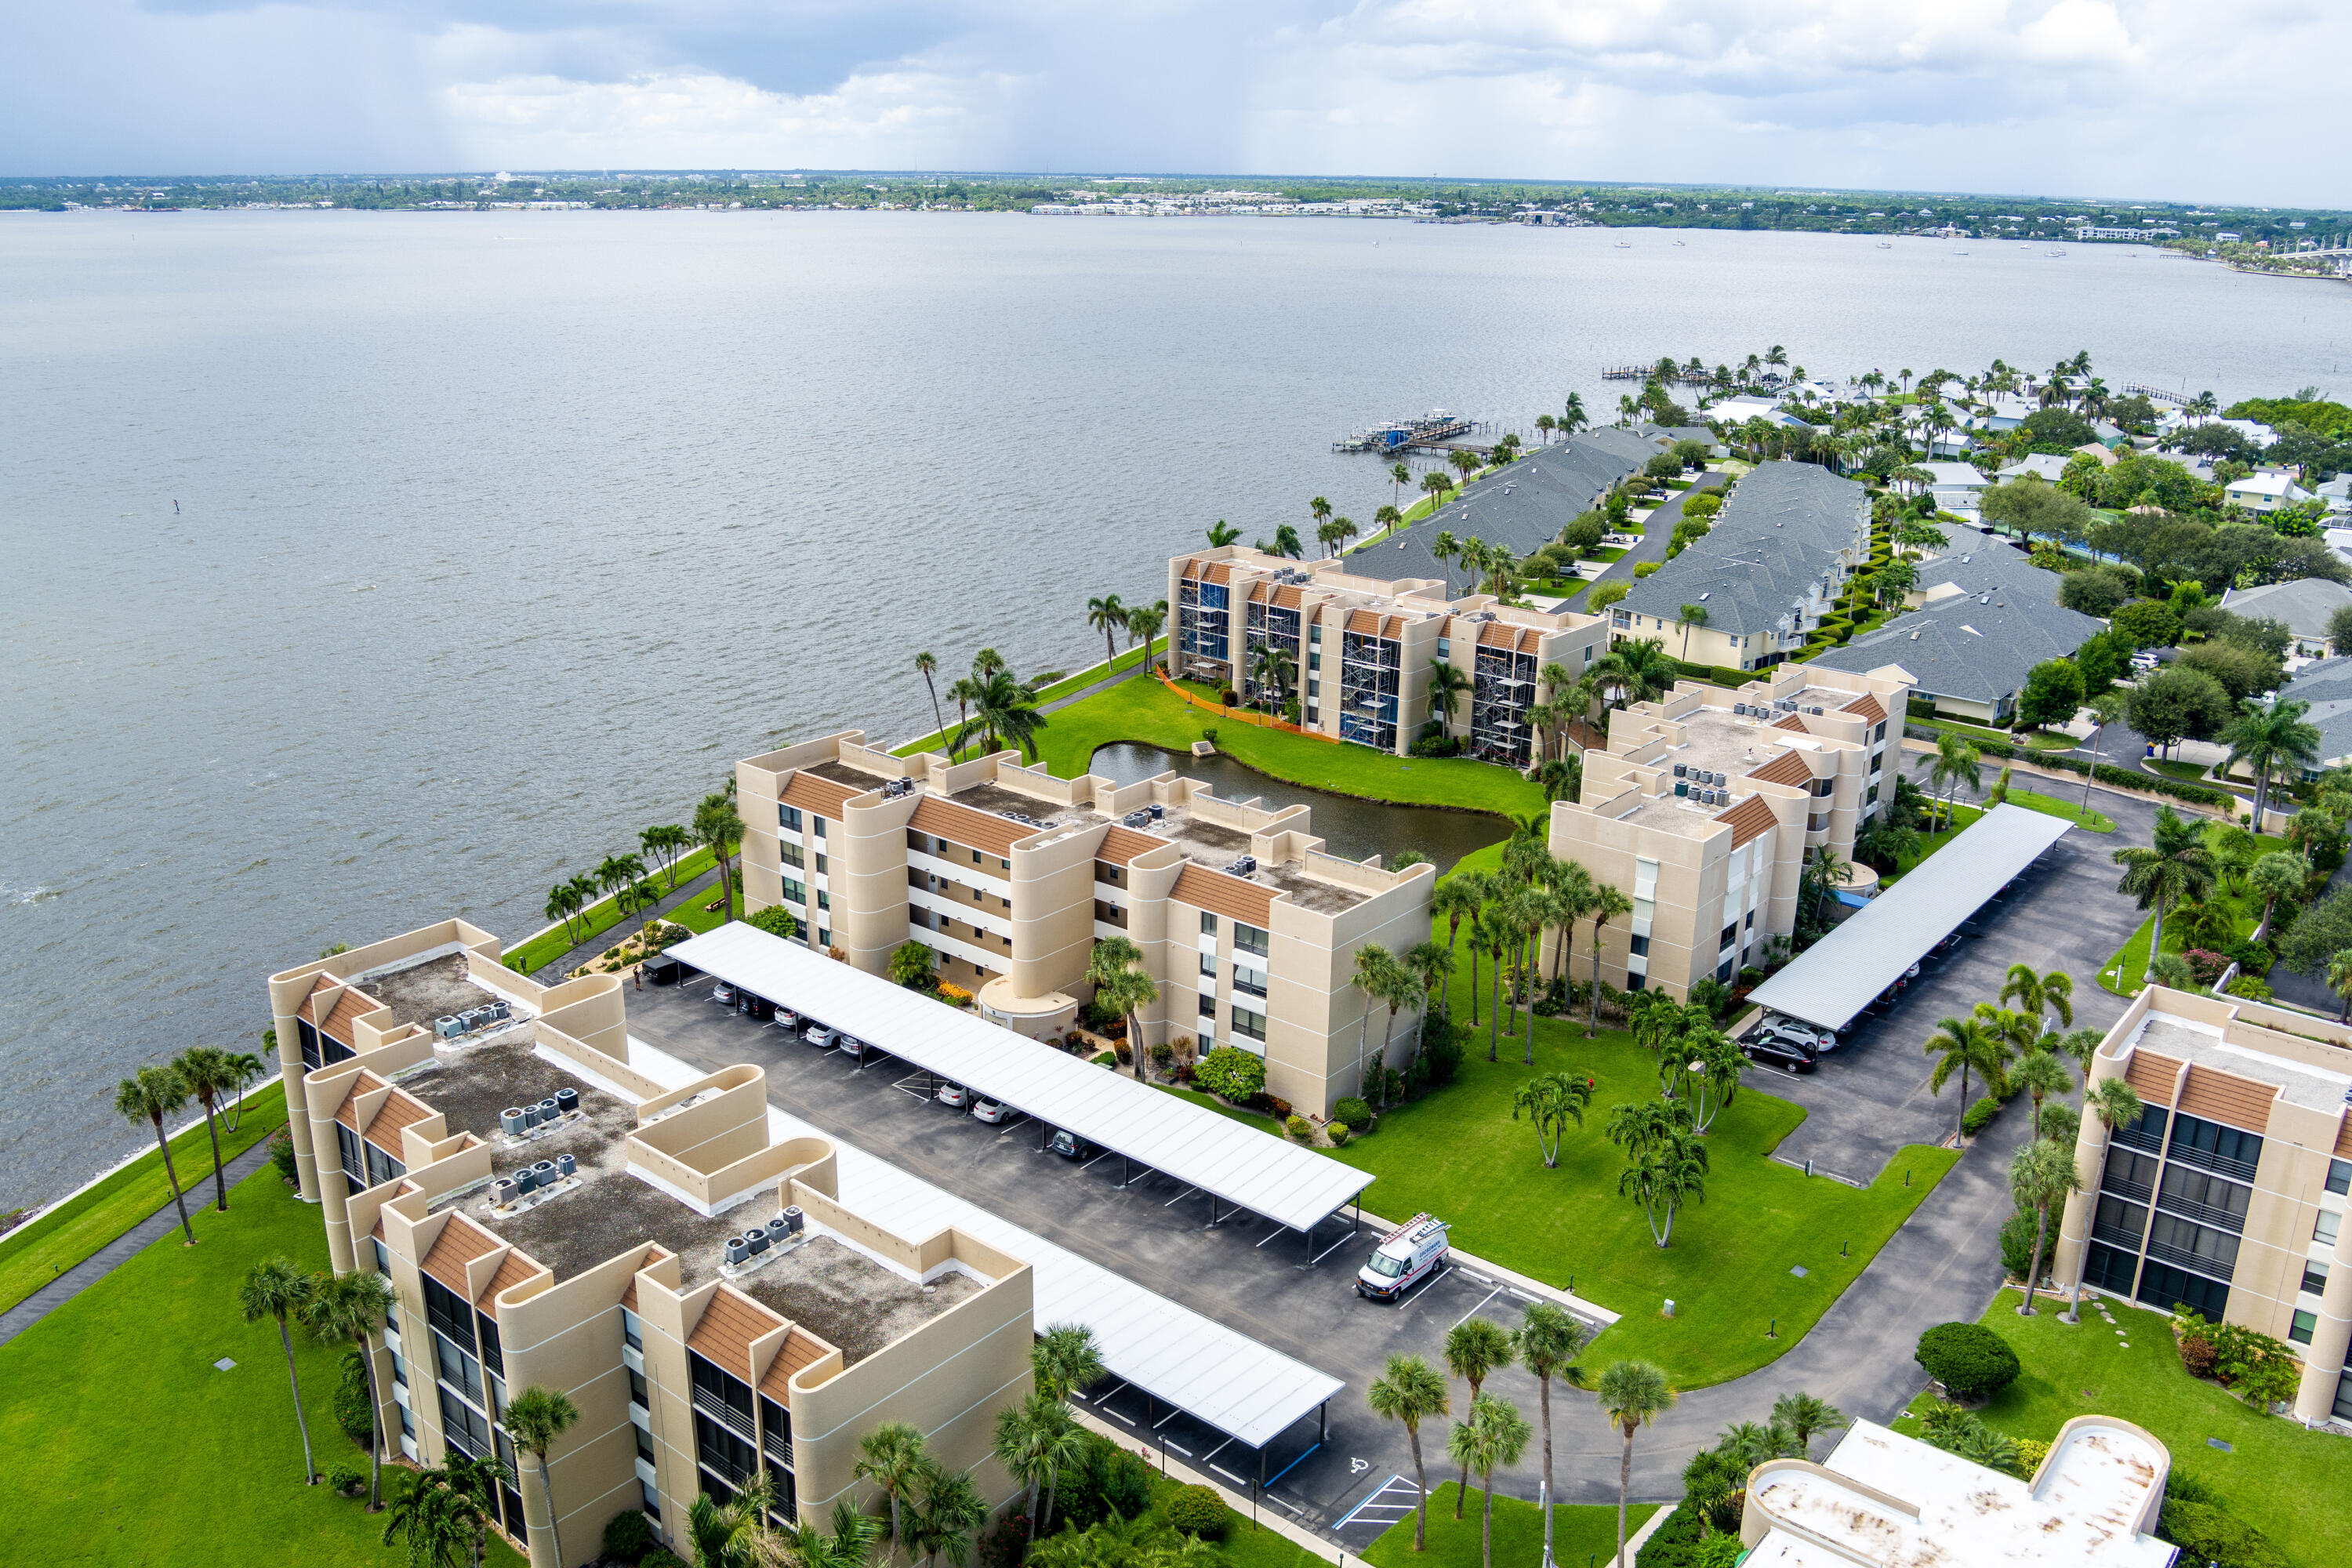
839,1036,869,1059
804,1026,837,1050
971,1097,1010,1124
774,1009,800,1030
937,1082,969,1109
1765,1018,1837,1051
712,982,736,1005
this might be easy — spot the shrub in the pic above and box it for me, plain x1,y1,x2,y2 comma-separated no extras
1219,688,1240,706
1410,735,1462,757
1915,1321,2021,1399
1961,1097,2001,1138
978,1518,1031,1568
1285,1115,1311,1140
1633,1502,1708,1568
1334,1096,1372,1129
332,1348,372,1443
604,1509,659,1564
2226,974,2273,1001
1268,1096,1292,1116
2160,1499,2290,1568
747,904,798,940
2013,1436,2049,1478
2180,948,2232,985
1999,1210,2054,1283
1166,1483,1228,1540
1689,1540,1743,1568
2180,1333,2220,1378
1149,1041,1174,1069
641,1555,690,1568
1634,561,1662,579
1194,1046,1267,1102
327,1461,365,1496
1091,1051,1116,1067
269,1126,299,1185
1327,1123,1350,1145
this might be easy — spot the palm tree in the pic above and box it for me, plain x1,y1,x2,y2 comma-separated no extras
217,1048,265,1133
1770,1392,1847,1458
1925,731,1981,830
116,1063,196,1244
1562,393,1588,434
2063,1078,2146,1320
992,1395,1056,1534
1535,414,1555,444
1441,1318,1515,1515
1205,521,1240,547
2222,699,2321,828
1310,495,1334,535
2009,1138,2082,1313
1616,1127,1708,1245
1595,1361,1675,1568
1392,461,1412,507
2112,806,2217,982
1808,846,1850,924
1086,938,1156,1084
1352,943,1400,1098
641,824,692,890
1446,1394,1531,1568
1374,964,1426,1108
1676,604,1708,662
1250,640,1297,716
915,652,949,749
1428,660,1472,738
1592,638,1675,710
1512,1302,1587,1568
594,854,642,913
1423,470,1454,521
1512,1073,1593,1168
695,793,746,923
1481,900,1521,1062
1586,884,1632,1037
1372,504,1403,542
1923,1016,2005,1142
438,1451,508,1568
1367,1355,1450,1552
503,1385,580,1562
1431,529,1461,595
856,1421,929,1548
768,1498,884,1568
2009,1050,2074,1142
564,872,600,929
953,670,1048,762
1431,874,1485,1018
240,1257,319,1483
383,1465,481,1568
2247,852,2308,939
1998,964,2074,1038
1086,595,1129,673
1033,1322,1105,1400
2328,948,2352,1022
307,1269,399,1510
175,1045,242,1211
544,883,583,945
1269,523,1303,559
1030,1396,1091,1532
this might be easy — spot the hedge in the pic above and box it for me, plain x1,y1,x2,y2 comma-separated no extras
1915,1321,2021,1399
1635,1505,1708,1568
1900,724,2236,808
2160,1500,2289,1568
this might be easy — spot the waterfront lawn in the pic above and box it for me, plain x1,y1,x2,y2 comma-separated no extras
1359,1485,1657,1568
2142,757,2212,783
502,843,720,974
1896,1290,2345,1568
0,1162,524,1566
1029,677,1545,818
0,1084,289,1313
668,877,745,936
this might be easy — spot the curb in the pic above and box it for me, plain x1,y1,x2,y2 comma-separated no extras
1069,1405,1345,1563
1355,1206,1622,1327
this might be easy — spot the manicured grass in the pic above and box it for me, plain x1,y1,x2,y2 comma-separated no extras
502,844,719,973
0,1084,289,1312
0,1162,524,1566
1897,1290,2346,1568
1882,803,1983,884
1359,1484,1658,1568
1023,677,1546,818
2002,788,2115,833
2142,757,2212,783
1156,1083,1287,1134
895,641,1174,760
668,877,745,936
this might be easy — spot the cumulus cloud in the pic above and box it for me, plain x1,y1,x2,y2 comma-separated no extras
1,0,2343,202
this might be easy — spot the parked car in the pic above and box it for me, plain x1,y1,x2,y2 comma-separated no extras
1934,933,1964,956
1047,1130,1094,1160
971,1098,1009,1124
1764,1018,1835,1051
839,1036,869,1060
712,982,737,1005
804,1026,837,1050
937,1081,969,1109
1904,962,1922,981
1742,1033,1817,1074
774,1009,800,1029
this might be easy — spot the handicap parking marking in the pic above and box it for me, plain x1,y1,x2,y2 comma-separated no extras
1334,1474,1422,1532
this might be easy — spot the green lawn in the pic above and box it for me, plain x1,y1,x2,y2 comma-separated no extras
0,1085,290,1312
895,642,1174,760
1021,677,1545,818
1360,1484,1658,1568
1156,1083,1288,1135
668,878,745,936
0,1162,524,1566
503,844,720,973
1898,1290,2345,1568
2002,788,2115,833
2141,757,2212,783
1882,803,1983,884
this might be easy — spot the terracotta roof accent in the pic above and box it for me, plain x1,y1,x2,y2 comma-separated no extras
1345,608,1381,636
1170,864,1277,926
477,1249,543,1309
1840,691,1889,724
2124,1049,2183,1105
781,771,862,819
2177,1065,2278,1134
1718,794,1780,851
371,1217,387,1243
1198,561,1232,585
296,974,336,1025
1773,713,1808,731
365,1089,435,1151
758,1327,833,1406
2336,1115,2352,1159
1096,825,1167,866
1272,584,1305,610
318,984,383,1047
912,796,1033,858
688,1287,787,1379
1748,750,1814,788
1476,621,1515,648
335,1070,389,1131
420,1214,502,1295
619,1279,638,1312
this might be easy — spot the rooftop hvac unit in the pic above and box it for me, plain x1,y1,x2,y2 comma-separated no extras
489,1178,517,1208
1124,810,1150,828
781,1206,804,1236
1148,804,1164,819
747,1227,772,1255
555,1087,578,1116
1675,782,1689,797
500,1108,527,1137
536,1097,559,1123
485,1000,510,1022
514,1167,539,1196
1732,702,1748,715
436,1016,465,1040
554,1153,576,1179
883,779,910,798
519,1103,542,1130
724,1236,751,1266
1673,763,1687,778
530,1160,556,1185
1808,706,1825,715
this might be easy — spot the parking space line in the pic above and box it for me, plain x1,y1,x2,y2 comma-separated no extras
1210,1465,1248,1487
1080,1151,1114,1171
1395,1261,1450,1308
1254,1225,1290,1248
1163,1186,1198,1207
1450,1284,1505,1329
1166,1442,1191,1457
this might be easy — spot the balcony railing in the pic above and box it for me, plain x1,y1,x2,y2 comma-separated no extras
763,1428,794,1469
694,1385,758,1444
2143,1236,2234,1282
2090,1218,2146,1250
2100,1169,2152,1205
2168,1144,2259,1183
2156,1192,2248,1233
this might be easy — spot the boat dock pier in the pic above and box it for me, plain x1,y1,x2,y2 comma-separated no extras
1331,408,1485,454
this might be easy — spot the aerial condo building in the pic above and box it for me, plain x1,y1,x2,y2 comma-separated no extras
268,920,1034,1568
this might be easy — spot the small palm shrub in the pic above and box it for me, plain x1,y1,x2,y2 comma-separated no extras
327,1461,365,1496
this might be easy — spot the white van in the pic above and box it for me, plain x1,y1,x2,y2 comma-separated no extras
1356,1213,1450,1301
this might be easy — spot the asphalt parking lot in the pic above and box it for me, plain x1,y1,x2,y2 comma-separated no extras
627,980,1559,1526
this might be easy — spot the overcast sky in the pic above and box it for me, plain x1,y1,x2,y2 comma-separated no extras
6,1,2344,205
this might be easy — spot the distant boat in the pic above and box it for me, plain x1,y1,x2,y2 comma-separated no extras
1672,240,1685,247
1614,241,1632,249
1877,241,1892,249
1953,249,1969,256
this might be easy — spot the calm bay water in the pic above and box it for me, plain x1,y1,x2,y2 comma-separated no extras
4,211,2348,1206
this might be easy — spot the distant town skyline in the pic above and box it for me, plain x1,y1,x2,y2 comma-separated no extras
5,1,2348,207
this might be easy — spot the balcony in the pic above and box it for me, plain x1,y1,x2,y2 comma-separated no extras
908,883,1013,942
2143,1236,2234,1282
694,1385,758,1445
2155,1191,2249,1233
2168,1144,2259,1183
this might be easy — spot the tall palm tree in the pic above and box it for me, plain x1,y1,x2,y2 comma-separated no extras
1431,874,1486,1018
1367,1354,1450,1552
1269,523,1304,559
218,1048,266,1133
2009,1050,2074,1142
1770,1392,1847,1458
1375,964,1426,1108
1431,529,1461,596
1441,1317,1515,1515
1592,638,1676,710
1373,504,1403,542
1562,392,1588,434
914,653,949,749
503,1385,580,1562
1250,640,1297,717
437,1451,509,1568
1205,521,1240,547
240,1257,318,1483
900,1461,986,1568
1087,937,1157,1083
2063,1077,2146,1320
991,1395,1057,1534
2328,948,2352,1022
307,1269,399,1510
1391,461,1412,508
2246,851,2308,939
383,1465,481,1568
1513,1301,1587,1568
1595,1361,1675,1568
1423,470,1454,521
1923,1016,2005,1142
1534,414,1555,444
116,1063,196,1244
1675,604,1708,662
952,670,1048,762
1616,1127,1708,1246
544,884,583,946
1086,595,1128,673
2009,1138,2082,1314
695,793,746,923
1998,964,2074,1038
1924,731,1981,830
1352,943,1399,1098
1310,495,1334,535
1402,942,1451,1053
855,1422,929,1549
2221,699,2321,828
175,1045,243,1211
641,824,692,890
1446,1394,1531,1568
2111,806,2217,982
1428,659,1472,738
1032,1322,1105,1400
1482,900,1522,1062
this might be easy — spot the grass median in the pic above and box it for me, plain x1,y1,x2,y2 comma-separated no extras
1360,1484,1657,1568
501,844,720,974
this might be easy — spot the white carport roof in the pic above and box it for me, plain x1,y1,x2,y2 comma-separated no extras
666,923,1374,1235
1744,804,2073,1033
612,1030,1344,1450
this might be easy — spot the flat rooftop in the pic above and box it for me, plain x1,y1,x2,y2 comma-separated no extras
1602,788,1746,838
945,777,1094,824
2133,1012,2352,1112
1646,705,1823,782
803,757,894,791
348,952,509,1033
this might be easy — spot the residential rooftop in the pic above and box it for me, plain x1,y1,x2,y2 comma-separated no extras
2128,1011,2352,1114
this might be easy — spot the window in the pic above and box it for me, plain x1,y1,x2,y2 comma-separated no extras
1436,638,1449,658
629,1367,650,1409
813,817,826,840
2157,1166,2252,1232
2134,1258,2228,1320
438,1385,493,1458
973,849,983,863
1000,858,1011,871
637,1424,657,1464
436,1329,485,1403
2111,1105,2168,1156
422,1276,474,1346
1744,909,1755,930
1309,623,1321,643
372,1237,391,1274
2091,1194,2148,1249
782,878,807,906
336,1123,366,1187
1306,679,1319,697
390,1351,408,1388
474,1310,503,1377
1627,973,1646,992
2328,1159,2350,1196
622,1308,643,1352
1719,924,1738,950
2291,1309,2318,1345
2082,1240,2136,1294
365,1141,405,1187
1199,951,1216,977
2318,1210,2342,1247
643,1479,663,1520
814,854,827,876
1234,965,1268,1000
2166,1113,2262,1180
2338,1372,2352,1424
1198,993,1215,1017
1235,922,1269,958
816,891,829,911
2145,1213,2240,1279
1629,935,1650,956
779,842,804,869
817,929,830,949
1200,912,1218,936
2303,1258,2331,1297
1231,1007,1268,1043
779,805,801,832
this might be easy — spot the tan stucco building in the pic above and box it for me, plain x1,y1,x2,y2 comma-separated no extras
1545,663,1913,1002
2054,985,2352,1428
735,733,1433,1116
269,920,1034,1566
1168,546,1611,764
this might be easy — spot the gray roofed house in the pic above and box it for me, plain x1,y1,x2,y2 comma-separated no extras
1809,590,2106,724
2218,577,2352,658
1910,526,2065,606
2272,657,2352,772
1632,422,1724,456
1342,429,1649,585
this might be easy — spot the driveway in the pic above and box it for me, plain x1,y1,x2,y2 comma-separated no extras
1564,470,1726,606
